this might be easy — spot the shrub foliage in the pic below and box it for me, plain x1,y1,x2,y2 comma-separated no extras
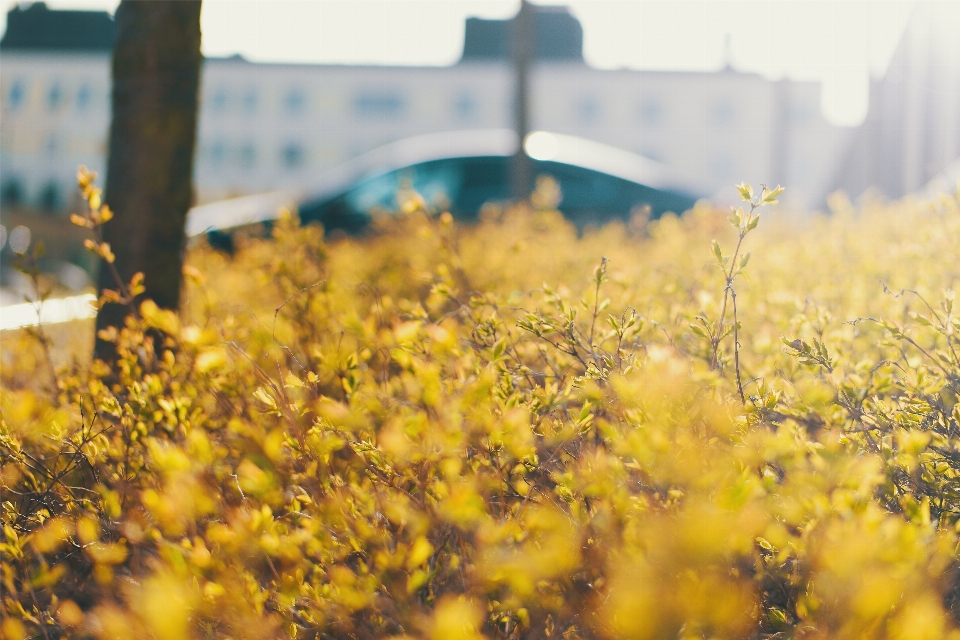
2,174,960,639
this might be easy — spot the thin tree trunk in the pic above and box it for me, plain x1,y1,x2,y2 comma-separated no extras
95,0,202,360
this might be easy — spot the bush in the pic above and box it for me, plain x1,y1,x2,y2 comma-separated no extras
1,174,960,639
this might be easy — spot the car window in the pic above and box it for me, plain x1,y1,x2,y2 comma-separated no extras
345,162,464,214
345,171,403,213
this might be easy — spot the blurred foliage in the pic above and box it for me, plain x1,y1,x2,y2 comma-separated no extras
1,172,960,639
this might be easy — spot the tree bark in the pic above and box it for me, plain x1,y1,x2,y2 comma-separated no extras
95,0,202,360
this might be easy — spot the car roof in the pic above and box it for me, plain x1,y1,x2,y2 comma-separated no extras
306,129,692,201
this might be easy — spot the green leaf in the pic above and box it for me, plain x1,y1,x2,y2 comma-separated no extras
728,206,743,229
593,259,608,284
712,239,723,264
736,182,753,201
579,401,592,422
689,322,709,338
763,185,785,204
782,337,804,351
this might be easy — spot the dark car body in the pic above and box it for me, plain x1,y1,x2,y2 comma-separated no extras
298,155,698,234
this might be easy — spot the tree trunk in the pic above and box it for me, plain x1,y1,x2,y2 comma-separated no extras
95,0,202,360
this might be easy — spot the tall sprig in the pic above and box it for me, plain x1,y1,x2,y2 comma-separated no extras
70,167,145,315
710,182,783,402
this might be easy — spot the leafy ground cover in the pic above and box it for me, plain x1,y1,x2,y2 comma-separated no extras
1,177,959,639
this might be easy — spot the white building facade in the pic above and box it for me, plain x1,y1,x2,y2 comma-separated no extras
0,3,857,213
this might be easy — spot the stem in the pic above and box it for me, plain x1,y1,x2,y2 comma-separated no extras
31,311,60,399
588,258,607,350
710,198,758,406
731,286,745,403
19,256,60,399
93,223,131,300
711,225,747,369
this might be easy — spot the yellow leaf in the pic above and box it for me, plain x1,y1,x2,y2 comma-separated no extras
394,320,422,344
195,348,227,374
253,386,277,409
86,541,128,565
183,264,205,285
69,213,92,228
56,600,84,628
430,597,485,640
406,536,434,570
76,515,99,545
32,516,74,553
139,299,181,336
438,481,487,528
128,271,145,296
1,618,27,640
137,572,197,640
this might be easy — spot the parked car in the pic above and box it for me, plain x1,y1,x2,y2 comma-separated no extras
185,129,700,241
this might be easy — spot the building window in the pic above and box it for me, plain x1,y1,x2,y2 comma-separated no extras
76,84,92,111
1,178,24,206
354,92,404,118
207,139,227,167
44,134,61,157
211,87,228,113
238,142,256,168
47,82,64,111
712,100,736,126
242,88,258,115
6,80,26,110
454,93,476,120
39,182,62,211
639,98,662,125
285,89,305,115
578,97,600,124
281,143,305,168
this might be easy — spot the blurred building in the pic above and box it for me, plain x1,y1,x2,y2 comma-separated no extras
0,3,114,212
833,2,960,199
0,1,892,213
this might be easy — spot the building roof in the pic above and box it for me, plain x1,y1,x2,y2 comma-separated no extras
0,2,585,62
0,2,114,52
461,5,583,63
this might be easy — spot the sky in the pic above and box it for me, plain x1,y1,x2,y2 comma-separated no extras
1,0,922,126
